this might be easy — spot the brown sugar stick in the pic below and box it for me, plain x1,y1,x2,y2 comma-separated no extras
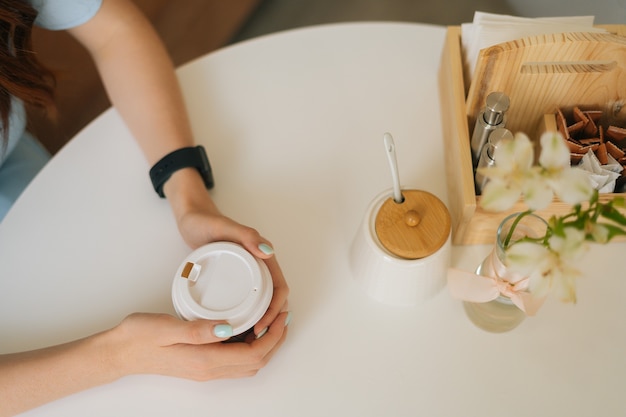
556,109,570,140
596,143,609,165
606,141,625,160
607,126,626,142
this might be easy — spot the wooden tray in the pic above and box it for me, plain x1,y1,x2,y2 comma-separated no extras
438,25,626,245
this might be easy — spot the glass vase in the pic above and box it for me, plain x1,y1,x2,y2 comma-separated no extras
463,212,548,333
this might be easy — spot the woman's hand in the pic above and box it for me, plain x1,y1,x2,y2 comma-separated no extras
163,169,291,337
108,312,291,380
0,312,291,417
175,205,291,338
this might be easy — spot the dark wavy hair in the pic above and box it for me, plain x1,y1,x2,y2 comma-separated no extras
0,0,55,147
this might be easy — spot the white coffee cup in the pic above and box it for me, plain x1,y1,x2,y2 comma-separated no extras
172,242,273,335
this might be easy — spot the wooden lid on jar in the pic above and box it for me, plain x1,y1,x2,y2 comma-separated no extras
374,190,451,259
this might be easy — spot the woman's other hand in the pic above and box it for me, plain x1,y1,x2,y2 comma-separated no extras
164,169,290,337
108,312,292,380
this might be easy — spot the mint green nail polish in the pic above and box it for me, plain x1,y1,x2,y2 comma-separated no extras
284,311,293,327
258,243,274,255
255,327,268,339
214,324,233,338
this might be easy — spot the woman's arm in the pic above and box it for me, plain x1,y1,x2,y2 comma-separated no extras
68,0,192,164
68,0,289,319
0,312,290,417
0,328,118,417
66,0,271,253
0,3,293,415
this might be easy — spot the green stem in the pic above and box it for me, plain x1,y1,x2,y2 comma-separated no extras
503,210,532,249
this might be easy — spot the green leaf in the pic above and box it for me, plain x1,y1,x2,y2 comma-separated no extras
612,196,626,208
601,205,626,226
603,224,626,241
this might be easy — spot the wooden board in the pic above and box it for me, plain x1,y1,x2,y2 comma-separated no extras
466,28,626,140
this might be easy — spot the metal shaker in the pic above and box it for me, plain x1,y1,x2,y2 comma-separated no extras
474,127,513,194
470,92,510,169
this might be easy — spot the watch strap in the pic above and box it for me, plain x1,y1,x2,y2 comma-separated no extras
149,146,214,198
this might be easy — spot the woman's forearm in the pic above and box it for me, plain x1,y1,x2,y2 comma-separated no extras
68,0,195,165
0,330,119,417
69,0,219,226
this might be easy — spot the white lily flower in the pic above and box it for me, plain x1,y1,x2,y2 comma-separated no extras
506,241,556,298
471,129,626,307
537,131,593,205
529,254,581,303
480,131,593,212
505,241,550,277
549,227,587,260
479,133,537,211
539,131,570,170
548,167,594,205
520,227,587,302
506,227,586,303
590,223,609,243
551,267,579,304
480,178,523,211
494,132,534,171
521,171,553,210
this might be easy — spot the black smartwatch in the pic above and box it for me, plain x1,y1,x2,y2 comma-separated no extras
149,146,214,198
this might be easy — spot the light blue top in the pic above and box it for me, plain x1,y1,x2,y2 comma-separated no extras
30,0,103,30
1,98,27,167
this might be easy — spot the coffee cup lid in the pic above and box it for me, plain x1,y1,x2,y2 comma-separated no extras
172,242,273,335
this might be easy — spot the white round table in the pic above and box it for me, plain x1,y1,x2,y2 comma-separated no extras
1,22,624,417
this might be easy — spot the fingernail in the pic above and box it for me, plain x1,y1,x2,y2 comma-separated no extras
284,311,293,327
258,243,274,255
255,327,268,339
213,324,233,338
